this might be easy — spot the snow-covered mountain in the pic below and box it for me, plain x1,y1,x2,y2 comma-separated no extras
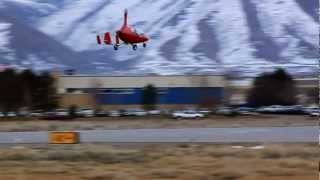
0,0,318,76
0,0,89,71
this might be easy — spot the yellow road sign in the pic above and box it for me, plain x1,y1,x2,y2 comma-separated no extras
49,131,79,144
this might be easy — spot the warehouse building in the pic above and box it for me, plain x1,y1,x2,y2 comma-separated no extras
56,75,226,110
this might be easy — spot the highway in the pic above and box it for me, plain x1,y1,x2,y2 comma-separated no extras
0,126,317,144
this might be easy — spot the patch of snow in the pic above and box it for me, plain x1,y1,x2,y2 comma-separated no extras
0,22,12,52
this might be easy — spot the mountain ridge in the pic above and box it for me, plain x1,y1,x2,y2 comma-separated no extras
0,0,318,77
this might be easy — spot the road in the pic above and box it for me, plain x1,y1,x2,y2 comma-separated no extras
0,126,317,144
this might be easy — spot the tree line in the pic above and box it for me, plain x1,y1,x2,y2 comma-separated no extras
247,68,297,107
0,69,58,115
0,67,299,115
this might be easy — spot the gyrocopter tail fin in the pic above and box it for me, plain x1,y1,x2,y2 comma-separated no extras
97,32,112,45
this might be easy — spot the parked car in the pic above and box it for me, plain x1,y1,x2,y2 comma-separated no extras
303,105,319,115
148,110,162,115
172,110,204,119
215,107,237,116
309,111,319,117
94,110,108,117
256,105,305,115
134,110,148,116
7,112,17,117
18,110,30,117
55,109,69,116
161,109,172,116
124,109,148,116
30,110,44,117
234,107,257,115
77,108,94,118
306,107,319,117
197,109,212,115
109,110,121,117
44,111,71,120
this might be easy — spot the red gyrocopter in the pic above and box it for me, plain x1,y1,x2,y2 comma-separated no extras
96,9,149,51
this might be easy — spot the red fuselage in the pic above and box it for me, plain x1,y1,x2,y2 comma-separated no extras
116,10,148,44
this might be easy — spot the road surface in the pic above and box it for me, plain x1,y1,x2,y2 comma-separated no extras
0,126,317,144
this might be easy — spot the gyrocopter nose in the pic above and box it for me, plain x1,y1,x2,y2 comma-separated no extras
142,35,149,42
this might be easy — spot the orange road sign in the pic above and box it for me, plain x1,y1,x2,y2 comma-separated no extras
49,132,79,144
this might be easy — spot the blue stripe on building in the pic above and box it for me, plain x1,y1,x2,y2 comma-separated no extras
96,87,224,105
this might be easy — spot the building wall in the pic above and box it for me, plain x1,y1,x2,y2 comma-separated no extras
57,75,225,109
57,75,225,90
59,94,96,108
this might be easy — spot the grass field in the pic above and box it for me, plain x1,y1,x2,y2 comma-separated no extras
0,115,316,132
0,143,317,180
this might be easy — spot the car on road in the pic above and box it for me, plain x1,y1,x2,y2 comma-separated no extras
172,110,204,119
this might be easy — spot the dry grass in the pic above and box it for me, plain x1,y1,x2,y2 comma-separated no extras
0,115,316,132
0,143,317,180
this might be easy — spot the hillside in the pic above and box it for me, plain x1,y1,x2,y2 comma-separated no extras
0,0,318,76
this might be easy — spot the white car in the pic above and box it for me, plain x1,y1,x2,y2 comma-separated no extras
303,106,319,114
235,107,258,115
55,109,69,116
197,109,211,115
30,110,43,117
308,109,319,117
172,111,204,119
256,105,286,113
124,109,147,116
309,111,319,117
148,110,161,115
109,110,121,117
215,107,234,115
7,112,17,117
77,108,94,117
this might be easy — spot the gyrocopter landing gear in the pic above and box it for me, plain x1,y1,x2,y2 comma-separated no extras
143,43,147,48
132,44,138,51
113,44,119,50
113,33,120,51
